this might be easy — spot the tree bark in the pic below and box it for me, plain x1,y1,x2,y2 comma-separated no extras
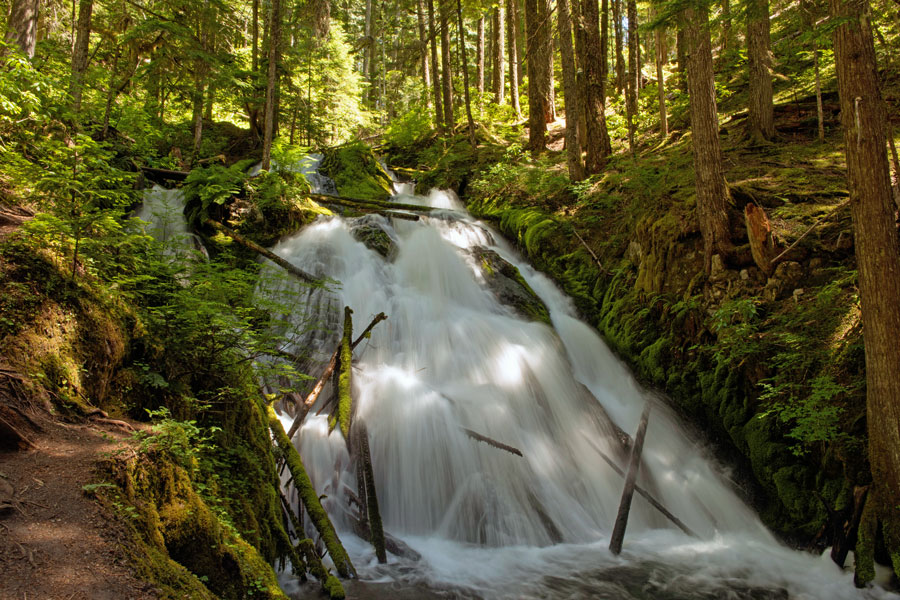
830,0,900,584
613,0,625,95
536,0,554,123
364,0,374,103
4,0,39,58
655,18,668,137
747,0,775,142
579,0,612,172
626,0,639,153
801,0,825,142
676,25,687,92
440,0,454,128
557,0,584,180
427,0,444,130
609,403,651,555
684,4,732,273
417,0,431,106
476,15,485,103
491,6,505,104
525,0,547,151
70,0,93,111
506,0,521,116
456,0,477,144
262,0,281,171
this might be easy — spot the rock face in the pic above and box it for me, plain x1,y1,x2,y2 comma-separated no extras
472,247,551,325
350,216,398,259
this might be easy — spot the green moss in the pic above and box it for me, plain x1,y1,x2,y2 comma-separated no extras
267,403,355,578
320,142,393,201
337,307,353,439
855,498,877,585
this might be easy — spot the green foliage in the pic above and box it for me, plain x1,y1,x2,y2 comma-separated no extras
384,107,433,147
183,163,248,228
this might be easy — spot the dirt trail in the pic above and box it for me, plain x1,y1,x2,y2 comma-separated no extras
0,418,157,600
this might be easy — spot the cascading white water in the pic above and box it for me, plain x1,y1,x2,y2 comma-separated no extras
264,176,896,599
134,185,207,257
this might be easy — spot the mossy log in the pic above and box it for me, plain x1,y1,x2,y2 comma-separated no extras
206,220,319,283
609,403,652,555
328,307,354,440
298,539,346,599
353,421,386,563
140,166,190,184
286,312,387,439
303,192,442,214
266,404,356,579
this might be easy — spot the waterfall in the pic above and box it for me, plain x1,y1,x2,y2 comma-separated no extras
261,179,894,599
134,185,207,258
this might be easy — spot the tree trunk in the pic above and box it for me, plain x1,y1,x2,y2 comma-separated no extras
456,0,477,144
684,4,732,273
248,0,260,138
536,0,554,123
747,0,775,142
573,0,588,152
801,0,825,142
613,0,625,95
507,0,521,117
262,0,282,171
515,0,524,87
364,0,374,104
427,0,444,130
70,0,93,111
655,18,668,137
579,0,612,172
440,0,454,128
626,0,638,153
476,15,485,102
4,0,39,58
829,0,900,584
557,0,584,180
676,25,687,92
525,0,546,151
491,7,505,104
545,13,556,122
417,0,431,106
721,0,733,55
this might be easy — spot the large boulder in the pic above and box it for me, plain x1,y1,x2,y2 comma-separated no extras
472,247,551,325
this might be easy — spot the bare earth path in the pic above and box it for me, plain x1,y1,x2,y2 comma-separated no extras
0,418,157,600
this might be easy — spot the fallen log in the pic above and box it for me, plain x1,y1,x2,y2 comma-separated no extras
609,403,651,555
526,489,563,544
285,312,387,439
462,428,523,457
303,192,442,214
140,166,190,183
353,422,386,562
318,197,424,220
266,403,356,578
298,538,346,599
351,519,422,562
582,434,696,537
206,220,319,283
329,307,354,439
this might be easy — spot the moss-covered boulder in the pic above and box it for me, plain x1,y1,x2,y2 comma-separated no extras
320,142,394,202
472,247,551,325
350,216,398,259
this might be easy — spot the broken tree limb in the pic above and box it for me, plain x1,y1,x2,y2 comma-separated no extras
354,421,386,563
462,428,524,457
140,166,190,183
582,435,697,537
266,403,356,578
329,307,354,440
206,220,319,283
573,229,611,276
609,403,652,555
285,312,387,440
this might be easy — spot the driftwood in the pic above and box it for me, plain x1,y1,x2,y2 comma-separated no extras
266,404,356,578
285,312,387,439
744,202,777,276
462,428,524,457
583,435,696,537
609,403,652,555
352,421,386,563
206,220,319,283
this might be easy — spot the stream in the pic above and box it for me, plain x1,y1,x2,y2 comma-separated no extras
256,165,897,600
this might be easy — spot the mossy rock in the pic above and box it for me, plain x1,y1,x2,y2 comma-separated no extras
472,247,551,325
350,216,398,259
320,142,393,202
